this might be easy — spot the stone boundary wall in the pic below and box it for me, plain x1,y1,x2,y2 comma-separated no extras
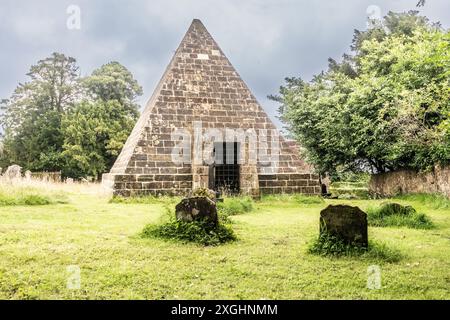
369,165,450,198
30,171,62,183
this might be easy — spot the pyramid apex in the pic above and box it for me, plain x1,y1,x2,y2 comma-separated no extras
190,19,207,30
105,15,318,197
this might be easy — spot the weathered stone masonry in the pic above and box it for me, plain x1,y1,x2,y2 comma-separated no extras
102,19,320,196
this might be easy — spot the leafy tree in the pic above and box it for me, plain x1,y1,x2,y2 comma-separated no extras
0,53,80,171
62,100,137,178
82,62,143,106
271,12,450,176
0,56,142,179
61,62,142,178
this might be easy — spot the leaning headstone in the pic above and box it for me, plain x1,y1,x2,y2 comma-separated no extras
3,165,22,180
175,196,218,225
320,205,368,247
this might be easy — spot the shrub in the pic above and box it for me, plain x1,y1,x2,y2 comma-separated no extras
367,203,434,229
140,219,236,246
307,233,402,263
217,196,254,216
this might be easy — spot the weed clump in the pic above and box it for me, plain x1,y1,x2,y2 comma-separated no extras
308,233,402,263
217,197,254,216
141,219,236,246
367,203,433,229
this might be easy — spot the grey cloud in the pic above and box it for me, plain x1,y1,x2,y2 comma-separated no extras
0,0,449,130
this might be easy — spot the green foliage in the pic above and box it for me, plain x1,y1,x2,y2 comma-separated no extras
329,184,370,199
0,56,142,179
272,12,450,175
367,203,434,229
141,219,236,246
393,193,450,210
217,196,254,216
82,62,143,105
0,186,68,206
61,62,141,178
330,171,370,184
352,10,435,51
61,99,138,178
307,233,402,263
329,172,370,199
0,194,52,206
0,53,80,171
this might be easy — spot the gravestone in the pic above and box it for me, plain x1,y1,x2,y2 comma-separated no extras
320,205,368,247
3,165,22,180
175,196,218,225
66,178,74,184
24,170,32,181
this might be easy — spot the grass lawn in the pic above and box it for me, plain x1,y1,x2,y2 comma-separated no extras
0,185,449,299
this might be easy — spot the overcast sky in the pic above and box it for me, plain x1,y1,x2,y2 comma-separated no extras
1,0,449,129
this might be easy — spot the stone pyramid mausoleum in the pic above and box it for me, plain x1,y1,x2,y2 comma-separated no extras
102,19,320,197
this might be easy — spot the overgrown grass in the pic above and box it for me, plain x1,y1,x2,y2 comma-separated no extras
109,195,180,205
261,194,325,205
0,185,68,206
141,219,236,246
393,193,450,210
307,233,402,263
367,203,434,229
140,202,236,246
329,183,370,199
1,189,449,299
217,196,254,216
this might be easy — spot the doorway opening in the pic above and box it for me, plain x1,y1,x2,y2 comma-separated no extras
212,142,240,194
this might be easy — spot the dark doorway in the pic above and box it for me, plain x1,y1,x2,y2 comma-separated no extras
212,142,240,194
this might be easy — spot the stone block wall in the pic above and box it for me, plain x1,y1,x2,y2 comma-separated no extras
369,165,450,198
259,173,321,195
